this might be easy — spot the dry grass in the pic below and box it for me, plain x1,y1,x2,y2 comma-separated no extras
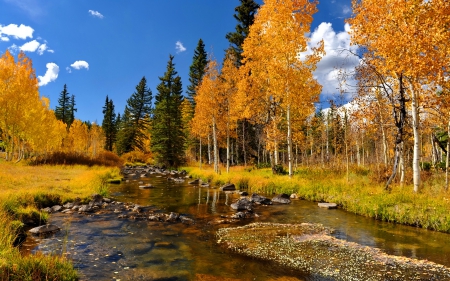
0,159,120,280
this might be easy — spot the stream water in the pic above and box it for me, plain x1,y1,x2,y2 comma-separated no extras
23,174,450,281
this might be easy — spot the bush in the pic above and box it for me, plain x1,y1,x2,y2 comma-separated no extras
32,151,123,167
421,162,432,171
120,151,152,165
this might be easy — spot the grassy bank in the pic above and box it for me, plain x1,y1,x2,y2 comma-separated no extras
185,165,450,233
0,160,120,280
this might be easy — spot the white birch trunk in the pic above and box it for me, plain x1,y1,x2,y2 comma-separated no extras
411,88,421,192
287,106,293,177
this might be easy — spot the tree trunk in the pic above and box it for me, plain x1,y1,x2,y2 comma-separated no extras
411,88,421,192
242,121,247,167
199,138,202,169
226,121,230,173
447,119,450,190
208,134,212,165
287,106,293,177
212,117,219,174
400,142,405,187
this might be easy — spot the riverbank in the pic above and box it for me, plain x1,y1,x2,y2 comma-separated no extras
0,160,120,280
185,165,450,233
217,222,450,280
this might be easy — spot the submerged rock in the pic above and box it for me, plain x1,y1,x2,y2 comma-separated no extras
220,183,236,191
272,194,291,204
188,179,200,185
29,224,60,235
318,202,337,209
230,198,253,211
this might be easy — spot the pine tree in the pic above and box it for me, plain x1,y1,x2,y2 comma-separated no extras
116,77,152,155
151,55,185,167
55,84,73,130
68,94,77,128
225,0,259,65
102,96,117,151
186,39,208,106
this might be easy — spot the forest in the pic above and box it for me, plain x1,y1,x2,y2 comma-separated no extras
0,0,449,194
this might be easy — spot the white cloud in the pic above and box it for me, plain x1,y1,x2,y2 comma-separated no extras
47,49,54,53
37,44,47,55
20,39,40,52
38,63,59,86
175,41,186,53
70,60,89,70
300,22,359,98
0,24,34,40
1,36,9,42
88,10,104,19
66,67,72,73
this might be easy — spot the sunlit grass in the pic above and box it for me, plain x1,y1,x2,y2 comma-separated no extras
0,159,120,280
185,164,450,233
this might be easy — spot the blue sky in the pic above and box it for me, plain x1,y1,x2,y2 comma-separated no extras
0,0,356,123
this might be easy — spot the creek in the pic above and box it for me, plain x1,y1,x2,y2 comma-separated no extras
23,173,450,280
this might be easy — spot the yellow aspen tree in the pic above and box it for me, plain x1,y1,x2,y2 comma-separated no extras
220,52,240,173
240,0,324,177
349,0,450,192
192,58,222,173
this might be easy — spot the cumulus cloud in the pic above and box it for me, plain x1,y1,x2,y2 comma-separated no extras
70,60,89,70
20,39,40,52
0,23,34,40
175,41,186,53
300,22,359,99
88,10,104,19
38,63,59,86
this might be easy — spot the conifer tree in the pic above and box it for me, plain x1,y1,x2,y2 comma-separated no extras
55,84,74,130
186,39,208,106
68,94,77,128
102,96,117,151
225,0,259,65
151,55,185,167
116,77,152,155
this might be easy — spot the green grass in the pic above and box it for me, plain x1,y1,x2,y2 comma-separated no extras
0,160,120,280
185,164,450,233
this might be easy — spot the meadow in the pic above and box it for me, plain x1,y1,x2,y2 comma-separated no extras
185,165,450,233
0,160,120,281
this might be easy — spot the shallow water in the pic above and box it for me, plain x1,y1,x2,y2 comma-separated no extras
24,174,450,280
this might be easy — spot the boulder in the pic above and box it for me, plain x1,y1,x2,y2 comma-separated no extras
51,205,62,212
290,193,299,199
220,183,236,191
63,202,74,209
78,205,91,212
239,191,249,196
41,207,52,213
230,198,253,211
29,224,60,235
272,193,291,204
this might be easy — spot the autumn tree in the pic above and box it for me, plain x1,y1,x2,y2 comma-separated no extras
239,0,324,177
102,96,117,151
116,77,152,155
192,58,222,173
349,0,450,192
151,55,185,167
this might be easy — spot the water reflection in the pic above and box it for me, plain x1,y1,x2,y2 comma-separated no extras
26,174,450,280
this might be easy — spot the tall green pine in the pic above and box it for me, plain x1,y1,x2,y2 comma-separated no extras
116,77,152,155
55,84,76,130
151,55,185,167
186,39,208,106
102,96,117,151
225,0,259,65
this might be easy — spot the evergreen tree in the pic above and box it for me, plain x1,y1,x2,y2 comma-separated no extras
116,77,152,155
102,96,117,151
68,94,77,128
225,0,259,65
186,39,208,105
55,84,72,129
151,55,185,167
